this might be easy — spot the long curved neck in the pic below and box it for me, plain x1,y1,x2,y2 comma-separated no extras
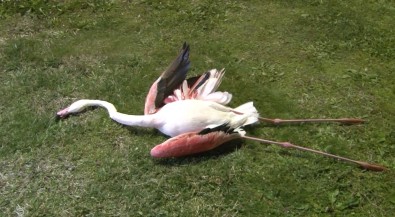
77,100,157,128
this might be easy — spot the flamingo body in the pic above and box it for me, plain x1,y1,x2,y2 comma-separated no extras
154,100,257,137
56,42,385,171
57,99,258,137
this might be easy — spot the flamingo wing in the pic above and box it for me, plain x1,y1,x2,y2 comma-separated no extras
150,124,243,158
145,43,231,115
145,42,191,114
163,69,233,105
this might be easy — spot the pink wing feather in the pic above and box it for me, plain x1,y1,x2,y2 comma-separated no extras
150,131,241,158
150,125,245,158
144,43,191,115
162,69,232,105
145,43,232,115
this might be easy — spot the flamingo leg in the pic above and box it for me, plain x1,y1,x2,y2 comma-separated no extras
258,117,364,125
242,135,386,171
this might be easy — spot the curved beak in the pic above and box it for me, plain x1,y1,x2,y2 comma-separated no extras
56,107,70,119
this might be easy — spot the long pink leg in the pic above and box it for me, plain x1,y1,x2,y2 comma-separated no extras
259,117,364,125
242,135,386,171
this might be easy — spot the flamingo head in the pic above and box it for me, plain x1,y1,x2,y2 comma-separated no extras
56,100,87,119
56,107,71,119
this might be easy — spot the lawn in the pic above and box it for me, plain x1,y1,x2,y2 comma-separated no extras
1,0,394,216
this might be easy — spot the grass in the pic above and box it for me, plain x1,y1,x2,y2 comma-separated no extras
1,0,394,216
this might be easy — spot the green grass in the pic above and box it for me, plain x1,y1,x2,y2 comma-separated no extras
1,0,394,216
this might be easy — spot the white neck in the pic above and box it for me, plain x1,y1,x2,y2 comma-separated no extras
73,100,157,128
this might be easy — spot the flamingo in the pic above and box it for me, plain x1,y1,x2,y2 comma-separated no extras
57,43,386,171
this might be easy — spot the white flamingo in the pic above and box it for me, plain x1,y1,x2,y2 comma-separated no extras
57,43,385,171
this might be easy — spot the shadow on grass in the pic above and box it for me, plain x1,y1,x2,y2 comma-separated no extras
123,125,161,137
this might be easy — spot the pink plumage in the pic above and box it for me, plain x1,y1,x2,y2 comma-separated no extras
151,130,241,158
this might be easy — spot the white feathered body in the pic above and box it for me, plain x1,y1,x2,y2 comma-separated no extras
153,100,259,137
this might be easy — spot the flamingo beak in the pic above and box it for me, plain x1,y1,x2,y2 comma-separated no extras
56,107,70,119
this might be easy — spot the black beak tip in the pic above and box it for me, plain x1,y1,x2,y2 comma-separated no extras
55,113,68,121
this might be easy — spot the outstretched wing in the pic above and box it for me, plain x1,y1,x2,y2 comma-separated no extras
144,43,191,115
163,69,233,106
144,43,232,115
150,125,244,158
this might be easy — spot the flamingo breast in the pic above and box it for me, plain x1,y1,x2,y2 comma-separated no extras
153,100,235,137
